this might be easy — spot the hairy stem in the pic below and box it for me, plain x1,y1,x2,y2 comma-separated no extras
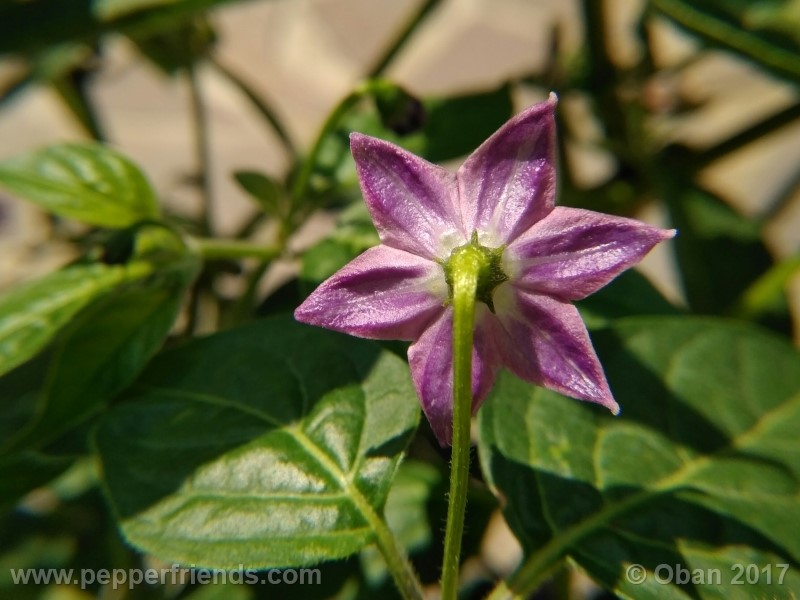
372,515,426,600
440,251,479,599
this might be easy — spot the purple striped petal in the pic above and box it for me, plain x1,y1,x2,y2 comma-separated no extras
294,245,446,340
408,306,500,446
506,207,676,300
456,94,557,246
350,133,466,260
492,284,619,414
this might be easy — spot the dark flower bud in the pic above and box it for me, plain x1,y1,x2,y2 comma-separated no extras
373,84,426,135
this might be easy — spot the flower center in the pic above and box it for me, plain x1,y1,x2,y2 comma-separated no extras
443,231,508,312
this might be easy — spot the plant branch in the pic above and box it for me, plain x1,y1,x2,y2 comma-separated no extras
371,514,426,600
187,63,214,236
209,56,298,159
695,101,800,169
367,0,442,78
192,237,281,261
650,0,800,82
290,80,392,205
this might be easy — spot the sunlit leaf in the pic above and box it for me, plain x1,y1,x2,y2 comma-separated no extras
95,317,420,568
0,263,151,379
479,316,800,598
0,143,160,227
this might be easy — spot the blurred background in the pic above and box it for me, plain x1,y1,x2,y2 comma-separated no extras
1,1,799,598
1,0,799,338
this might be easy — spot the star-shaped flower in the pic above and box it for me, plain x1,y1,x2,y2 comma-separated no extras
295,94,675,445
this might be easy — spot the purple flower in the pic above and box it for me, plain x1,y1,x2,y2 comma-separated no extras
295,94,675,445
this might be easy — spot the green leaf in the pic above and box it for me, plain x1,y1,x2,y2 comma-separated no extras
300,204,379,293
745,0,800,42
94,0,182,21
1,279,191,454
420,85,514,163
309,85,514,202
0,262,152,379
0,452,73,511
94,317,420,569
667,187,775,315
732,253,800,321
479,316,800,598
350,84,514,163
576,269,681,329
180,583,253,600
0,143,160,227
301,239,357,291
233,170,284,217
0,0,251,56
0,248,198,454
651,0,800,83
129,15,216,74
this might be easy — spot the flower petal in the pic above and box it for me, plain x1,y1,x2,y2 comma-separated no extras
456,94,557,245
408,306,500,446
350,133,466,260
492,285,619,414
506,207,676,300
294,245,446,340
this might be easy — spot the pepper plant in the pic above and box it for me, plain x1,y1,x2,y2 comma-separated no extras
0,1,799,599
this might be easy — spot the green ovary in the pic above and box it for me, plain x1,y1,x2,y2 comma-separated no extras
443,231,508,312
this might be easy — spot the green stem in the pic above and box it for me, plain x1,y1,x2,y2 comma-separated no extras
184,63,216,335
440,251,479,599
650,0,800,82
290,80,393,205
53,74,106,142
290,91,359,205
694,101,800,170
193,237,281,261
367,0,442,78
187,63,214,236
226,259,271,326
209,56,298,159
371,513,426,600
291,428,424,600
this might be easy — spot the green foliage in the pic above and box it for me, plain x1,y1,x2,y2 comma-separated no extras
234,170,285,218
652,0,800,83
0,143,160,227
301,203,379,293
667,187,777,316
0,217,198,509
1,0,800,598
576,269,682,328
361,460,496,589
0,0,246,55
420,85,514,163
479,316,800,598
0,263,143,378
311,85,514,203
0,452,73,511
95,317,419,568
0,255,198,456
